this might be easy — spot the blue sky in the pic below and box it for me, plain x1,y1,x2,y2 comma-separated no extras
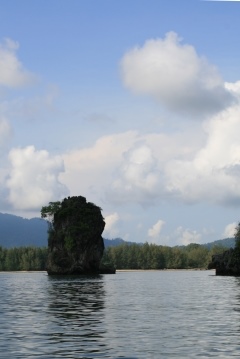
1,0,240,246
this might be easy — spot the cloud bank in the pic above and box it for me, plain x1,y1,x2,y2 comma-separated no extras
165,101,240,205
61,95,240,209
109,144,161,204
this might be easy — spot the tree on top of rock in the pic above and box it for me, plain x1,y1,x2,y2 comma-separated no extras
41,201,61,228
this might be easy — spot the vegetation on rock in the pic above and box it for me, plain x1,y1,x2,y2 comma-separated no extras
41,196,107,275
234,222,240,252
208,222,240,275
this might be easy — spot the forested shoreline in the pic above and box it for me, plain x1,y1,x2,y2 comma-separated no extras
0,247,47,271
0,242,228,271
102,243,228,270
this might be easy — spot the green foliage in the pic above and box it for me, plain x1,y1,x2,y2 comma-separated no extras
0,242,229,272
41,196,104,253
64,234,75,251
234,222,240,252
0,246,48,271
101,242,228,270
41,201,61,227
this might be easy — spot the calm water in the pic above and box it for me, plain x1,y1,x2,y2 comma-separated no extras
0,270,240,358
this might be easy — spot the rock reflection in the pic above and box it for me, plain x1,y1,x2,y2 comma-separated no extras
48,275,105,317
234,277,240,314
46,275,108,357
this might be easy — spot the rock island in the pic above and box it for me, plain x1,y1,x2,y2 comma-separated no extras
41,196,115,275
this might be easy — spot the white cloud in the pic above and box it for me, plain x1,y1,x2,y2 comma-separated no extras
175,226,202,246
103,128,204,205
225,81,240,97
103,212,119,238
223,222,237,238
148,219,165,238
60,131,138,199
109,144,161,204
121,32,234,116
7,146,68,210
0,38,35,88
59,92,240,209
165,100,240,205
61,132,164,206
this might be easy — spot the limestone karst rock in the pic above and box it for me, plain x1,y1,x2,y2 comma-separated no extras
43,196,107,275
208,248,240,276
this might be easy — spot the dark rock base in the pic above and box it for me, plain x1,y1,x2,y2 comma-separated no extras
99,263,116,274
208,248,240,276
47,264,116,275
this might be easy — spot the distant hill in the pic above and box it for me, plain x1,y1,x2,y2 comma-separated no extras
104,237,142,247
0,213,48,248
202,237,235,250
104,237,236,249
104,237,236,250
0,212,237,250
0,213,142,248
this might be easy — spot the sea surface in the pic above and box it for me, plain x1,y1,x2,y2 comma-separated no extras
0,270,240,358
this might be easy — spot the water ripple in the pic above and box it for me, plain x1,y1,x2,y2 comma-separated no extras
0,271,240,358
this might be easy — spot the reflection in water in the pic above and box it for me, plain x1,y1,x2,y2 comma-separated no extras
234,277,240,315
46,275,108,357
0,273,110,358
48,275,105,319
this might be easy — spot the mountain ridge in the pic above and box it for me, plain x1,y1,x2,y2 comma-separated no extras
0,212,235,249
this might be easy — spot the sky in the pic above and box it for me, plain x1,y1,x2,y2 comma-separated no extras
1,0,240,246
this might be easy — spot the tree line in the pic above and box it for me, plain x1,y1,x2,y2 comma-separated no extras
0,246,47,271
101,243,228,270
0,242,228,271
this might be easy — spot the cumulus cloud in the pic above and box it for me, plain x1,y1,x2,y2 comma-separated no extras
165,99,240,205
103,212,120,238
223,222,237,238
109,144,161,204
121,32,234,116
7,146,68,210
175,226,201,246
0,38,35,88
60,91,240,208
148,219,165,239
60,130,193,206
61,131,138,198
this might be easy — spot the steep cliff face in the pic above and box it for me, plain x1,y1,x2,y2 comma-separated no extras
208,248,240,276
46,196,105,275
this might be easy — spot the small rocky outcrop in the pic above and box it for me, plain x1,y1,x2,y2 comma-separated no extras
208,248,240,276
43,196,115,275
